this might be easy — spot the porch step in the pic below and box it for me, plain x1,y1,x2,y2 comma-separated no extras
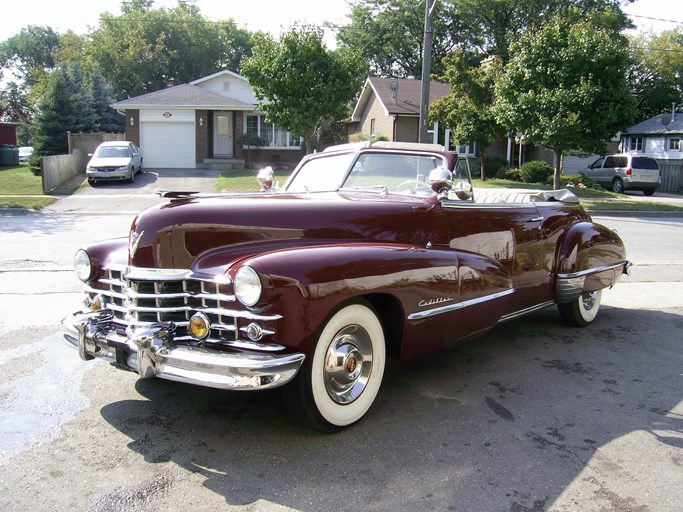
199,158,246,171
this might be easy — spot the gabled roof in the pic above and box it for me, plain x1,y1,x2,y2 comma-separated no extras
625,113,683,135
351,77,451,121
112,83,256,110
189,69,249,86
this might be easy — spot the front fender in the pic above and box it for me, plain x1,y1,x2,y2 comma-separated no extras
236,243,459,352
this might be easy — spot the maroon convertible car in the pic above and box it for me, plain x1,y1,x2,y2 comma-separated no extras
62,141,630,431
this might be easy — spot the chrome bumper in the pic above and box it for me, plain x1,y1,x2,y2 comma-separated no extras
61,310,305,390
556,260,632,304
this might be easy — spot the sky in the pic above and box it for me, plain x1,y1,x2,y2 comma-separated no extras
1,0,681,45
0,0,351,45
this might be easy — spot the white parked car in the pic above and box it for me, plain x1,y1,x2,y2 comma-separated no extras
86,141,143,185
18,146,34,163
581,153,660,195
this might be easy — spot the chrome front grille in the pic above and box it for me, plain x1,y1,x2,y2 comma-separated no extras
84,265,282,350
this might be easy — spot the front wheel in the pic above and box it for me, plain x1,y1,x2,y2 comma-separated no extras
282,301,386,432
558,290,602,327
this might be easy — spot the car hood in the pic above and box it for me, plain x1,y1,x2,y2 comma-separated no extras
88,157,130,167
127,192,447,271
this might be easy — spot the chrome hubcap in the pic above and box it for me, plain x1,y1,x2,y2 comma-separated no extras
323,325,373,404
581,292,597,311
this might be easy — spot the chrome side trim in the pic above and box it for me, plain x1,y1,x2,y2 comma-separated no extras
407,289,514,320
557,261,629,280
497,301,555,323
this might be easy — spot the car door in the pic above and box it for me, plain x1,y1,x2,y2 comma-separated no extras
583,157,604,184
440,198,547,322
129,143,141,171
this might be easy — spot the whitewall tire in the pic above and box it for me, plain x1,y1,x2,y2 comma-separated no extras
283,301,386,432
558,290,602,327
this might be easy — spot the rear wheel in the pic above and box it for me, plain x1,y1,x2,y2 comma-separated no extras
558,290,602,327
643,189,655,196
282,301,386,432
612,178,624,194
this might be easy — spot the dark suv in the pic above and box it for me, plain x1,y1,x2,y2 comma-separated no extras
581,154,660,195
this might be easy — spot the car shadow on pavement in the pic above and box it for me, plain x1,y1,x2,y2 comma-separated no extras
97,306,683,511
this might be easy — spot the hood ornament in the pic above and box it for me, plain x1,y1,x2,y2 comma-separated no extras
129,231,144,258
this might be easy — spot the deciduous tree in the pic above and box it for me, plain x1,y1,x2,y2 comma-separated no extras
430,50,504,180
494,16,635,189
242,25,365,153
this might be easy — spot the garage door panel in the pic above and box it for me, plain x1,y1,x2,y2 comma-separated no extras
141,122,195,168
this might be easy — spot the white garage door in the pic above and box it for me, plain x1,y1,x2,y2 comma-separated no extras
141,121,195,168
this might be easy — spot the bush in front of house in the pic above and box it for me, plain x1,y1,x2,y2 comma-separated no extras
483,156,508,179
519,160,554,184
547,173,595,189
495,166,522,181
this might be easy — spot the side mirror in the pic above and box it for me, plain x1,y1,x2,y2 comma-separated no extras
257,166,276,192
428,166,453,194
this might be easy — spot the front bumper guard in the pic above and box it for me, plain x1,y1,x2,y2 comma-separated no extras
62,310,305,390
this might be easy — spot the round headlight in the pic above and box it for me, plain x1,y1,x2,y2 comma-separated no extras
74,249,92,282
234,266,262,306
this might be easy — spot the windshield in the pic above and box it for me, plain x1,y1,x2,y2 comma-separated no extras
344,153,442,193
95,146,131,158
285,153,355,192
285,150,444,195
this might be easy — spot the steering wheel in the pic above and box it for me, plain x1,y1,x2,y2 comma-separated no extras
395,180,432,194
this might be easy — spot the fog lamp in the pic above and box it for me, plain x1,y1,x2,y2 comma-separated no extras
189,313,211,340
90,294,106,311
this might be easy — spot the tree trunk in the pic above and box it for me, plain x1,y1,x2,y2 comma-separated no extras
553,150,563,190
478,147,486,181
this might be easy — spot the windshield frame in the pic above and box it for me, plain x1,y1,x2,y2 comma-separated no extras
282,147,450,197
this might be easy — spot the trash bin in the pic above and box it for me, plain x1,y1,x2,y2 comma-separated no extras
0,145,20,166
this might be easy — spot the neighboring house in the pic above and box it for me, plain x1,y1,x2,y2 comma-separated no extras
621,110,683,164
0,122,19,146
112,70,304,170
621,109,683,193
348,77,477,157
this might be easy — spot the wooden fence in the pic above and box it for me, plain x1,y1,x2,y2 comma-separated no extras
660,165,683,193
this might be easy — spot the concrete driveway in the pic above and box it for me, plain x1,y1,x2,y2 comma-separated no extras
45,168,226,215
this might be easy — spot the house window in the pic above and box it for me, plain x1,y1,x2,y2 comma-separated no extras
370,118,376,136
455,140,476,156
629,136,644,152
668,137,681,151
245,114,302,149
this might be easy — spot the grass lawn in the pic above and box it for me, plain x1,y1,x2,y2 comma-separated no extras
0,165,59,209
216,169,292,193
0,165,87,209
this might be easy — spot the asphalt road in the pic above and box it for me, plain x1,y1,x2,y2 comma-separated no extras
1,184,682,511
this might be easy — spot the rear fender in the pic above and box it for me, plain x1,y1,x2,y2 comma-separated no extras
554,221,627,303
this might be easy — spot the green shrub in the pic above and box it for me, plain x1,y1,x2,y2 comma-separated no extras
519,160,554,183
496,166,521,181
547,173,595,189
483,156,508,178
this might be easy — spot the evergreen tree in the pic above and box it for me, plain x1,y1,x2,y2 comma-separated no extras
32,68,78,157
88,68,124,132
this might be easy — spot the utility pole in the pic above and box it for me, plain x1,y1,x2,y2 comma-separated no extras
419,0,436,144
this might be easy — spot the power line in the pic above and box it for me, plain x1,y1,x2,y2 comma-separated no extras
628,14,683,27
